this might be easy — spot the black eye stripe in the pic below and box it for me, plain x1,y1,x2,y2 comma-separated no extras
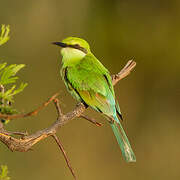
68,44,88,54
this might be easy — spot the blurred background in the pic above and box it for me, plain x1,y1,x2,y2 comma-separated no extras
0,0,180,179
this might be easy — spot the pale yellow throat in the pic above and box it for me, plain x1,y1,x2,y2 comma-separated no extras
61,47,86,63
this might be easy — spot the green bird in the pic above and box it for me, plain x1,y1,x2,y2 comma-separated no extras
53,37,136,162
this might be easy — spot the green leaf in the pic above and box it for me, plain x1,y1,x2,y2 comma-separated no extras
0,63,7,72
0,85,16,102
0,83,28,102
11,82,28,96
0,25,27,121
0,25,10,46
0,64,25,85
0,105,18,124
0,165,10,180
0,106,18,115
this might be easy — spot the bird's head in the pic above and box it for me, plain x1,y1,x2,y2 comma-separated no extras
53,37,91,58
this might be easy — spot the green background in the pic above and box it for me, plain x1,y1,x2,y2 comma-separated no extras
1,0,180,179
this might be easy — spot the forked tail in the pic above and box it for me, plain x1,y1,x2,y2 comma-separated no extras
110,116,136,162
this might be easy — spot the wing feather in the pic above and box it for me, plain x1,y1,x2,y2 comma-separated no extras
66,53,114,97
61,53,120,118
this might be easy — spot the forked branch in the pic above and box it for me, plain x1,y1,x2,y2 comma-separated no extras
0,60,136,179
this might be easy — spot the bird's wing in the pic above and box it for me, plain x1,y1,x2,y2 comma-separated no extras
66,53,115,97
64,53,117,117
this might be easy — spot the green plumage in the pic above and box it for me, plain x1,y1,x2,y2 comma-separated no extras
55,37,136,162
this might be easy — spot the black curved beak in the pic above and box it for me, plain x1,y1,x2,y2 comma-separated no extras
52,42,67,47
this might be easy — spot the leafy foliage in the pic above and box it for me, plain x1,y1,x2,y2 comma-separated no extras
0,165,10,180
0,63,28,102
0,63,25,85
0,25,27,123
0,25,10,46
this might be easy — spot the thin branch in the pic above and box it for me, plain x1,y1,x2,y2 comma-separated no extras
0,60,136,179
0,60,136,151
0,93,59,120
112,60,136,85
52,134,77,180
2,130,28,137
53,98,63,117
80,115,102,127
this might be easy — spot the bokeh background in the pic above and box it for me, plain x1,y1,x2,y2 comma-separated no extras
1,0,180,179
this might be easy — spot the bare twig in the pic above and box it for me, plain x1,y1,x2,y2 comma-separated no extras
2,130,28,137
52,134,76,180
53,98,63,117
0,93,59,120
80,115,102,127
112,60,136,85
0,60,136,179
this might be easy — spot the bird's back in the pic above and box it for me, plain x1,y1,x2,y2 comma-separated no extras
61,53,118,119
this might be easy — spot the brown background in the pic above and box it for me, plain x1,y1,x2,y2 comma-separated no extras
0,0,180,179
